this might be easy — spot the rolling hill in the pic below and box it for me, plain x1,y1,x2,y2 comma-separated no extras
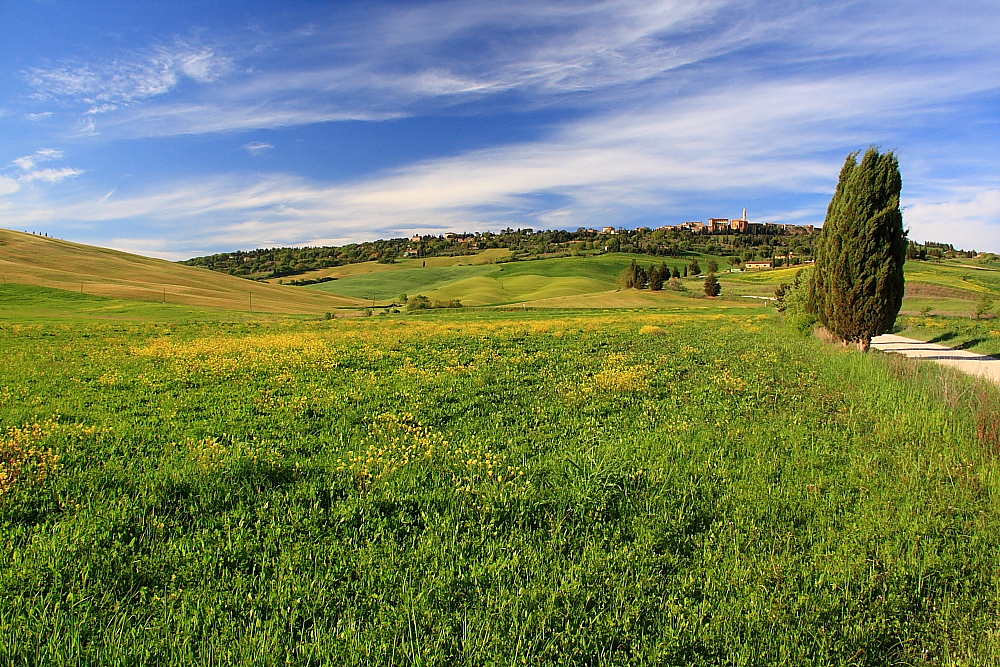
306,253,723,306
0,229,365,314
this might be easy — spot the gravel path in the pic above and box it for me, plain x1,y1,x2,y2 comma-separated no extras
871,334,1000,382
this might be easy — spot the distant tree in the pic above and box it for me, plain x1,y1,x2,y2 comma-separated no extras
975,292,994,320
704,273,721,297
672,265,681,279
689,259,701,276
649,265,664,291
683,266,689,278
707,259,719,274
618,260,648,289
809,147,907,351
406,295,432,312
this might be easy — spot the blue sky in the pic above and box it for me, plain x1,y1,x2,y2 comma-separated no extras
1,0,997,259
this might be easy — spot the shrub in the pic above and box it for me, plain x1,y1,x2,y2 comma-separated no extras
778,267,818,335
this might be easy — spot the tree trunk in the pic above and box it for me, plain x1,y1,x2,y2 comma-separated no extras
859,337,871,353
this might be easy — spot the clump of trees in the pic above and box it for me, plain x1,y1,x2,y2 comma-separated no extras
619,260,648,289
403,294,463,313
619,261,675,291
795,147,906,350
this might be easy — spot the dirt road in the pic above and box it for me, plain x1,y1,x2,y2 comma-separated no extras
871,334,1000,382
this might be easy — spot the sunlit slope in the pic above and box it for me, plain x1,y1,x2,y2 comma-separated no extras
308,253,694,306
0,229,364,313
264,248,515,283
0,283,242,322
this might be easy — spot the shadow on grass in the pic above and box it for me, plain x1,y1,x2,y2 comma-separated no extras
928,332,958,344
955,338,988,351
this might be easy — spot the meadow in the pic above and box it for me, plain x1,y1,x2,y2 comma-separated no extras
2,296,999,665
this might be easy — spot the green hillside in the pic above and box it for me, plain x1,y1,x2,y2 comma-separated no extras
0,228,365,314
309,253,716,306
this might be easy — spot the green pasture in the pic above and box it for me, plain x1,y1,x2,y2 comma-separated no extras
310,253,723,306
1,303,998,665
0,283,234,323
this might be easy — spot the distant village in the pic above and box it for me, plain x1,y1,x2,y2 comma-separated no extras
187,209,826,280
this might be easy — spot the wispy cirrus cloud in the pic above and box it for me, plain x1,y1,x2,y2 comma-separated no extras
25,39,233,115
12,148,63,171
18,167,83,184
18,0,999,143
3,63,996,254
4,149,82,194
6,0,999,255
242,141,274,155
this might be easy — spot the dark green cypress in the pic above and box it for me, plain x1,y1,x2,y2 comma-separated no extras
703,273,721,297
809,147,907,351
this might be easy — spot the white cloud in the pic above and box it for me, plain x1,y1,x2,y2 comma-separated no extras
25,39,232,113
19,167,83,184
242,141,274,155
18,0,999,141
906,190,1000,251
26,112,52,121
0,176,20,196
12,148,63,171
3,66,998,251
8,150,82,187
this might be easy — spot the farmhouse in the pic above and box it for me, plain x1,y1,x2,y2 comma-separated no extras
745,260,774,270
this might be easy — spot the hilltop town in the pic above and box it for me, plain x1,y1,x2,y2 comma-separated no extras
186,209,825,280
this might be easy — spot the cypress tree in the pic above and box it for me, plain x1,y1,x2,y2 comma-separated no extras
809,147,907,351
649,265,664,291
704,273,721,297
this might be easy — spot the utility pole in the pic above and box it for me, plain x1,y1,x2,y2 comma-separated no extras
249,291,253,313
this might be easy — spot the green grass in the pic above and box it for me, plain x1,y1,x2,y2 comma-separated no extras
1,305,998,664
0,283,237,323
897,313,1000,356
310,253,720,306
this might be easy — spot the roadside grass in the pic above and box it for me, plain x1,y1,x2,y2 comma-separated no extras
0,307,997,664
896,314,1000,356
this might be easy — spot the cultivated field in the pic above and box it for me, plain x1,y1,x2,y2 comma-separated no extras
298,251,994,314
2,296,998,664
0,229,365,314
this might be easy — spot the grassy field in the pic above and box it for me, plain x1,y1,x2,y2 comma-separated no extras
1,287,998,664
309,253,736,306
292,251,994,315
0,229,365,314
1,228,991,318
